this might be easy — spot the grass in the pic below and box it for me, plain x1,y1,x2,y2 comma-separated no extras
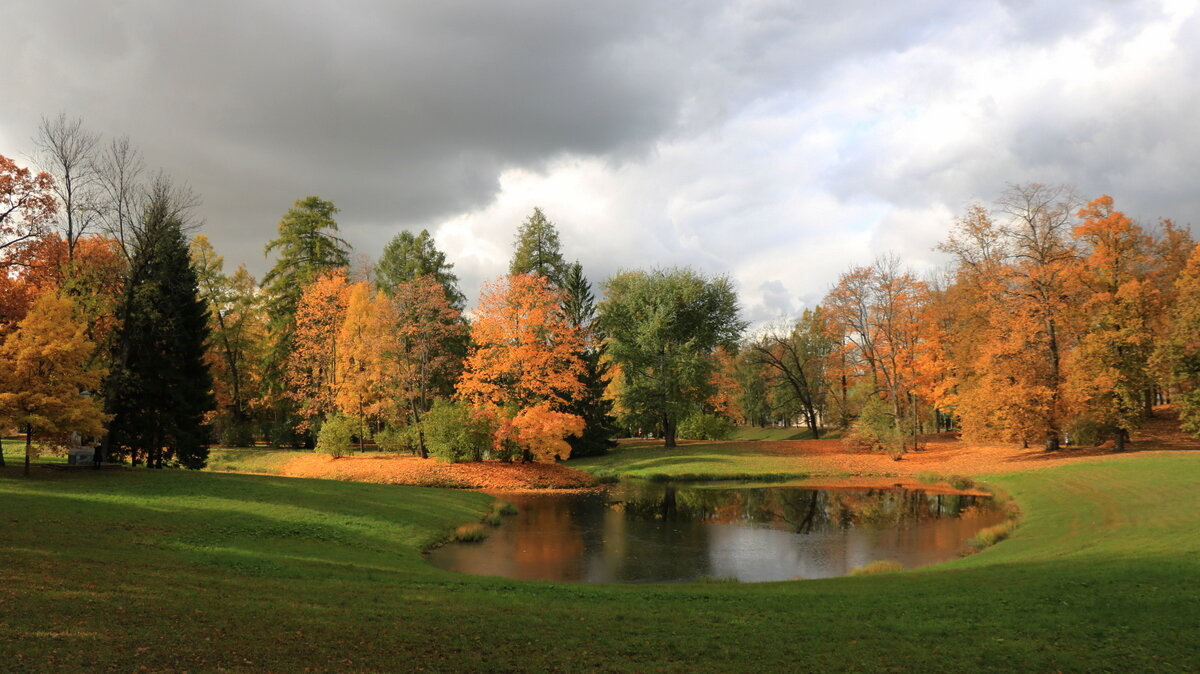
1,452,1197,671
569,440,814,481
848,560,904,576
727,426,839,441
204,447,309,474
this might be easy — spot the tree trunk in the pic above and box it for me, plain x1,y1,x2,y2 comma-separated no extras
1114,428,1127,452
24,425,33,477
410,400,428,459
663,416,677,448
1044,430,1060,452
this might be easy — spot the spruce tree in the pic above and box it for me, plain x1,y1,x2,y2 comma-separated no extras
510,207,567,286
561,262,619,456
102,184,214,468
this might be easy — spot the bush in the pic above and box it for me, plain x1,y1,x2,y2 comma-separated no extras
678,412,735,441
374,425,418,454
315,415,355,458
423,399,495,463
845,394,907,460
219,422,256,448
1066,414,1116,447
849,560,904,576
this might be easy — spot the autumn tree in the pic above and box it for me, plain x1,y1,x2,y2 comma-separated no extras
287,270,351,435
458,274,586,461
335,282,394,450
1,154,57,259
935,186,1083,450
1158,242,1200,435
0,294,107,475
1066,196,1158,450
102,180,214,468
599,268,746,447
389,275,467,457
824,257,928,457
510,207,568,286
190,234,264,445
375,229,466,309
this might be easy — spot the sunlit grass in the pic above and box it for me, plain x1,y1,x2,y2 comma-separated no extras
1,452,1196,671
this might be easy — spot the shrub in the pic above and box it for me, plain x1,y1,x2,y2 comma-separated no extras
678,412,735,441
219,422,256,448
1066,414,1115,447
374,425,418,454
424,399,495,463
315,415,355,458
848,560,904,576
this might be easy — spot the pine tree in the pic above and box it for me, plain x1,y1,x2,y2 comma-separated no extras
260,196,350,444
102,184,214,468
510,207,567,286
375,229,465,310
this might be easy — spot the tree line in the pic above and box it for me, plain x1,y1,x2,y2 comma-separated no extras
4,118,1200,469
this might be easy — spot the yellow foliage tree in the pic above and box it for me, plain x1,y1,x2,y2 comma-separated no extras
0,293,107,475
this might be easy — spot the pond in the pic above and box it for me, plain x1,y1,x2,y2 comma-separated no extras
426,480,1006,583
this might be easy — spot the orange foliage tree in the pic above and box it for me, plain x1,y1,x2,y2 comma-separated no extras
0,293,107,475
458,274,585,461
287,270,351,434
1065,196,1159,450
0,154,57,258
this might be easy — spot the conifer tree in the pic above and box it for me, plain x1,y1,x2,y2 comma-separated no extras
261,196,350,444
510,207,567,286
560,261,619,456
375,229,465,309
103,183,214,468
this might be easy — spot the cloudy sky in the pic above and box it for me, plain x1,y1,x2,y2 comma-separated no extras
3,1,1199,322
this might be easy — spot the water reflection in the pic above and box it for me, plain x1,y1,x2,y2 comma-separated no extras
426,481,1005,583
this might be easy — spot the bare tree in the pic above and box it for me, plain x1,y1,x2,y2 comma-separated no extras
96,135,145,258
36,114,102,266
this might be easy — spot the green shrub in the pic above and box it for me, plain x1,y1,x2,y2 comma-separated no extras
219,422,256,448
678,412,735,441
848,560,904,576
315,415,355,458
374,425,418,454
423,400,495,463
1066,414,1115,447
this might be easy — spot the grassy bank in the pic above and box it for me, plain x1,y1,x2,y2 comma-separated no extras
570,439,819,481
1,453,1196,671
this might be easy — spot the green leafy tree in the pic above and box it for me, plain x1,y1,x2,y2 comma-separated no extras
375,229,465,310
260,196,350,444
599,267,746,447
102,182,214,468
510,207,567,286
0,293,107,475
749,309,834,438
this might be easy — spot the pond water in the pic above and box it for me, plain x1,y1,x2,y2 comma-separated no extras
426,481,1005,583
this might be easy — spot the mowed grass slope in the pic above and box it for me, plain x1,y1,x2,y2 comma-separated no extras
2,453,1197,672
570,439,818,481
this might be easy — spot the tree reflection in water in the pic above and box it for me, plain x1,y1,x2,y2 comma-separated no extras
427,481,1005,583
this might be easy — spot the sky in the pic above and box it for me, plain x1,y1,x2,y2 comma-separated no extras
3,0,1199,323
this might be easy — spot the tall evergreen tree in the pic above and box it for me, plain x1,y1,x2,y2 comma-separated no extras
260,196,350,444
102,182,214,468
375,229,465,310
510,207,567,286
561,262,619,457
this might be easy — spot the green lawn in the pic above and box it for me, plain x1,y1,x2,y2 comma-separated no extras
1,452,1196,671
204,447,309,474
571,439,821,481
727,425,838,441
